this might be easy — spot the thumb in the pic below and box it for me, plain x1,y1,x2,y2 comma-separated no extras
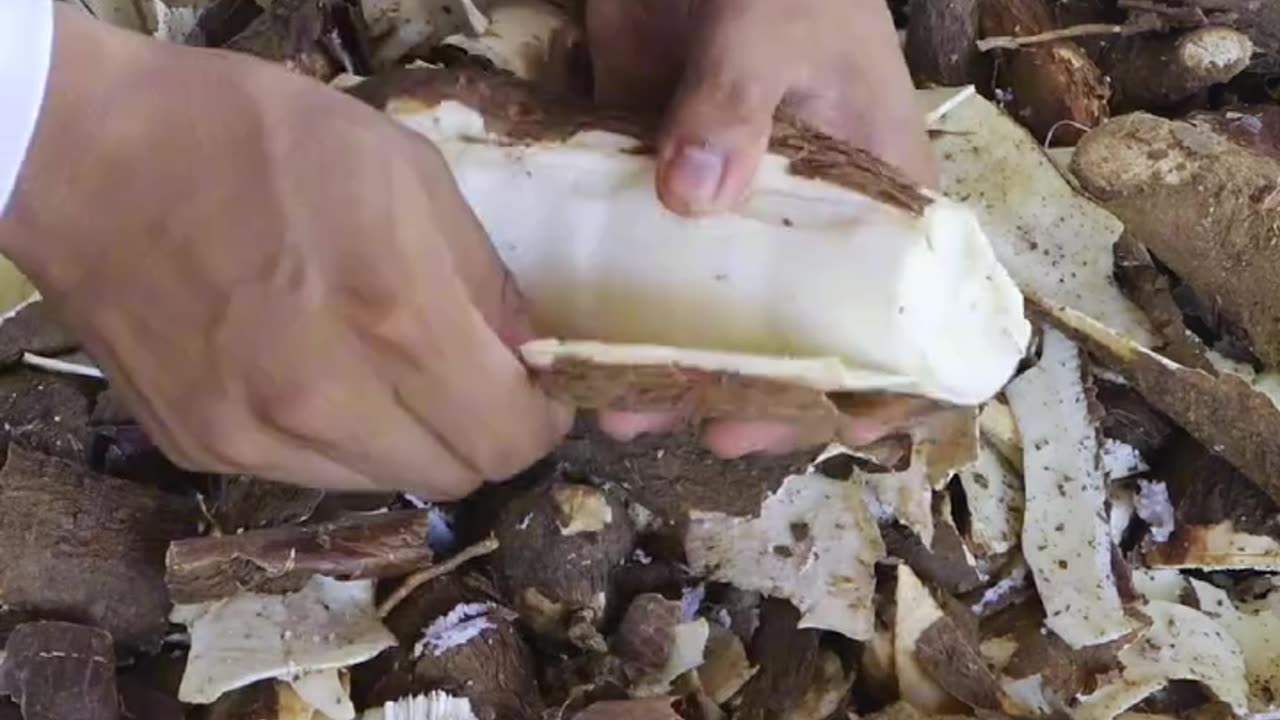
656,41,789,216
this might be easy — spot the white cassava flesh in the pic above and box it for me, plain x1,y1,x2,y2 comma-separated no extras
386,86,1031,409
1130,568,1187,604
170,575,396,704
1188,578,1280,712
956,439,1024,558
360,692,480,720
1072,600,1249,720
683,473,885,641
927,90,1158,349
893,564,964,714
1006,327,1133,648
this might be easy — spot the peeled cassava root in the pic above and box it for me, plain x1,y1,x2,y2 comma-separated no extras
352,67,1031,418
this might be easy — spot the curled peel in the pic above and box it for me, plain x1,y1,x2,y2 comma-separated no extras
361,67,1032,417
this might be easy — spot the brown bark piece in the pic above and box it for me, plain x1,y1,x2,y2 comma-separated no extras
611,594,681,676
1094,378,1177,467
735,599,824,720
915,595,1005,711
906,0,987,86
0,370,92,464
0,300,78,367
1072,112,1280,368
0,621,117,720
0,446,197,649
982,0,1111,144
494,478,635,645
881,492,985,595
1100,26,1253,112
349,65,934,215
165,509,432,603
364,575,542,720
1111,235,1215,372
206,474,326,532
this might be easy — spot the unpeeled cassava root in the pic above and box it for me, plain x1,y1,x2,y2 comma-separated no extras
352,68,1031,419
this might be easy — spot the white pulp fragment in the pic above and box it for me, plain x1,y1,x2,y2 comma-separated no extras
360,692,480,720
684,473,886,641
1134,479,1175,544
170,575,396,704
1101,437,1149,481
925,90,1158,349
1006,327,1133,648
414,602,502,658
1073,600,1249,720
290,669,354,720
1189,578,1280,712
390,98,1031,407
957,440,1024,558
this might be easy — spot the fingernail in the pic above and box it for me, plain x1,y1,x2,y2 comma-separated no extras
666,145,727,211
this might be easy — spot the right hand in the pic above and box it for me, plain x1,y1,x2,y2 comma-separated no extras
0,6,572,499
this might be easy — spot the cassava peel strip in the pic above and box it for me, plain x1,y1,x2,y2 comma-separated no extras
1028,294,1280,507
165,509,434,604
350,65,932,213
352,66,1031,414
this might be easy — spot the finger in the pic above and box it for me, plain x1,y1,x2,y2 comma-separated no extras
596,408,686,441
410,140,538,349
388,263,575,483
700,416,836,458
655,4,790,216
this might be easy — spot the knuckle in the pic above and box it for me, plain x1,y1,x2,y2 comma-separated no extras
251,381,334,439
184,403,268,470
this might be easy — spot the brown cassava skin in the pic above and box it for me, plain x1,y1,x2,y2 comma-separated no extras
1071,112,1280,369
350,65,934,214
905,0,987,87
981,0,1110,145
1099,27,1253,113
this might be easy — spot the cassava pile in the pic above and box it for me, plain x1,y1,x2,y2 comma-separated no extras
4,0,1280,719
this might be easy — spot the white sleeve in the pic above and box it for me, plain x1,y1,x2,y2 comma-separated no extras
0,0,55,216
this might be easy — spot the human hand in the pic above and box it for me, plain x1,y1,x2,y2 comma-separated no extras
583,0,941,456
0,6,572,499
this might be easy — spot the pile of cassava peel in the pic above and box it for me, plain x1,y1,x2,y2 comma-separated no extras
6,0,1280,718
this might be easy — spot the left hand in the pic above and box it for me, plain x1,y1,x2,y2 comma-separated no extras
583,0,940,457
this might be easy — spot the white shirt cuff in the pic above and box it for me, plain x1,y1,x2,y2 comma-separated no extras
0,0,55,216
